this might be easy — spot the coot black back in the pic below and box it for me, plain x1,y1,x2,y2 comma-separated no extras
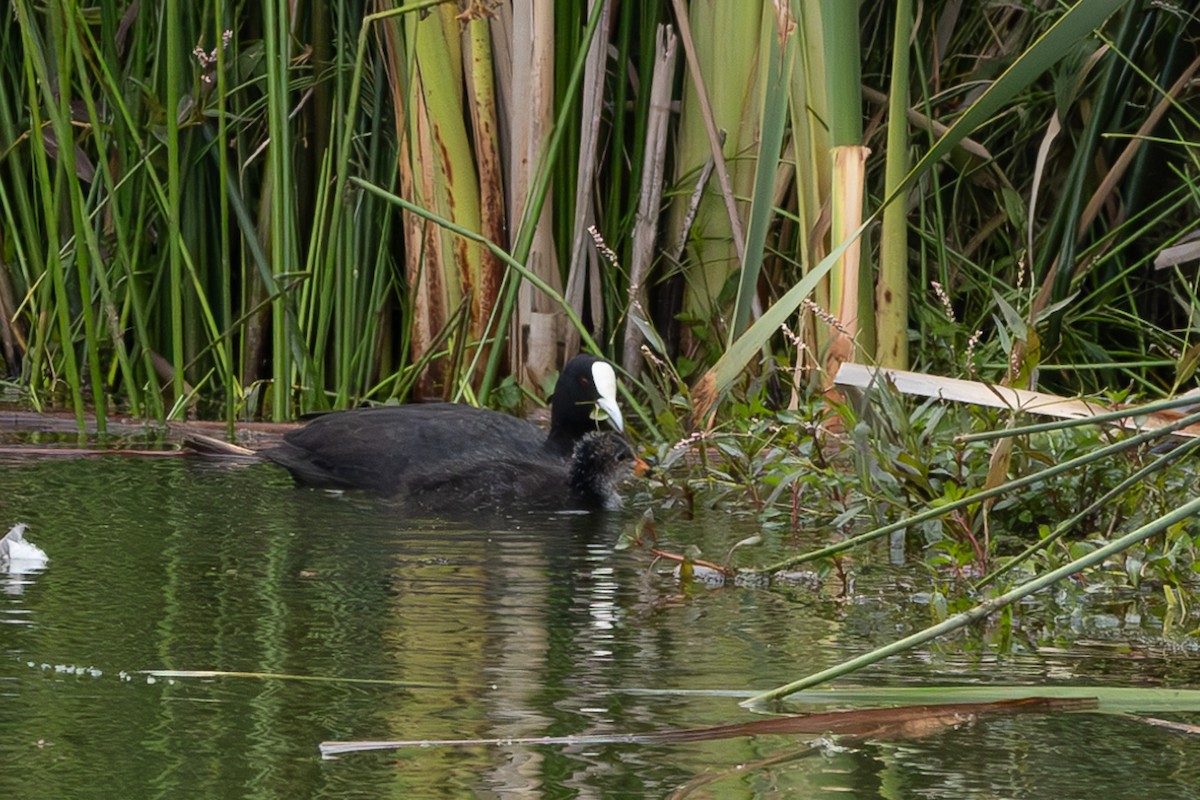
262,354,623,495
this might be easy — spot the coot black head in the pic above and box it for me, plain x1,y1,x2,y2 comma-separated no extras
546,355,623,456
262,354,625,495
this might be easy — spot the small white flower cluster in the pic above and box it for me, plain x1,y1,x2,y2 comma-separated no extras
931,280,955,322
965,329,984,377
194,30,233,85
932,281,984,376
800,298,848,335
587,224,619,269
671,430,707,452
640,344,667,371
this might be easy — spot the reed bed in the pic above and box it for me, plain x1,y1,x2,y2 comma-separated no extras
0,1,1195,430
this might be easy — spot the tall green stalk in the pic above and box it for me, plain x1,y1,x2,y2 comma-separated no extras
165,0,186,415
728,10,795,344
215,12,234,429
876,0,913,368
821,0,868,357
14,1,85,427
263,0,297,417
667,0,760,326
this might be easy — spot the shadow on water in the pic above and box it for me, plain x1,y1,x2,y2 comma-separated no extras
1,453,1199,798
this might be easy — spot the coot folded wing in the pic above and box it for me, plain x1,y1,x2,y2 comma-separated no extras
264,403,546,494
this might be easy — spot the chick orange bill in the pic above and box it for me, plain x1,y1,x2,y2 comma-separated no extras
632,454,650,477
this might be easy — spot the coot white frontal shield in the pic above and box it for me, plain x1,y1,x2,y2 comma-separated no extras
590,360,624,432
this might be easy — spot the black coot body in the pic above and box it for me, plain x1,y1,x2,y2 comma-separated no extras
262,355,623,496
403,431,646,513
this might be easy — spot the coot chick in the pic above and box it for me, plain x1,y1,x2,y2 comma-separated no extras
262,355,623,494
403,431,648,513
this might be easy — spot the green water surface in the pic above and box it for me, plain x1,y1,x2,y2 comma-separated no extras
1,453,1199,799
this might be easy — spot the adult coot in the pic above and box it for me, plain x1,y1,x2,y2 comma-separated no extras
402,431,648,513
262,354,624,495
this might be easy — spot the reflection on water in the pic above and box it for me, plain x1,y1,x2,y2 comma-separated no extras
0,454,1198,798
